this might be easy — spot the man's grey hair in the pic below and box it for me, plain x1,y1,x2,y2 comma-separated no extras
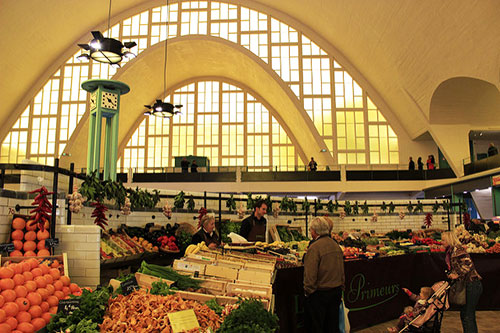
310,217,331,236
201,213,215,228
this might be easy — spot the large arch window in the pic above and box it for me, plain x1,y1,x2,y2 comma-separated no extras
1,0,399,167
120,80,297,172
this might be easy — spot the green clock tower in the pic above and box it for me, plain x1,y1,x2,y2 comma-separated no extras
81,79,130,181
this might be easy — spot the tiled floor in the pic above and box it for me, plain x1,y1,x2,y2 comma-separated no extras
354,311,500,333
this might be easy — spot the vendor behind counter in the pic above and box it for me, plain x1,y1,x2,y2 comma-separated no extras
191,213,220,249
239,199,268,242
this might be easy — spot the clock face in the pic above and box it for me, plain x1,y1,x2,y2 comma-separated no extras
89,92,97,110
101,91,118,110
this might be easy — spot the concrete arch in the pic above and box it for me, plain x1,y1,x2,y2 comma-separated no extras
63,36,333,168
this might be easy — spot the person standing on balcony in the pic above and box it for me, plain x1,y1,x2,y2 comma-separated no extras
417,157,424,171
426,155,435,170
488,143,498,157
408,157,415,170
180,157,190,173
308,157,318,171
191,160,198,173
239,199,268,242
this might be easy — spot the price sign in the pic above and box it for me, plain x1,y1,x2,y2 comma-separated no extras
0,243,15,253
168,309,200,333
57,298,80,315
121,276,140,296
45,238,60,248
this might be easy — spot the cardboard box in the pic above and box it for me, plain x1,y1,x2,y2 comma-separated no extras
204,264,238,280
237,268,273,284
173,259,206,275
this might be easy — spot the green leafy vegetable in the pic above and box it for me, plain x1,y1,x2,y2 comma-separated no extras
149,280,177,296
205,298,223,315
218,299,278,333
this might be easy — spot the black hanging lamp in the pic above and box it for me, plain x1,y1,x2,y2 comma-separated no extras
77,0,136,66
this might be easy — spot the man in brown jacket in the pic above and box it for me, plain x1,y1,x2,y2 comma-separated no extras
304,217,345,333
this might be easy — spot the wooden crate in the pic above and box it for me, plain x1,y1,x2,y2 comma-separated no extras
244,261,275,273
216,295,271,311
175,290,216,303
216,259,244,270
226,281,272,300
173,259,206,275
204,264,238,280
237,268,273,284
1,253,69,277
185,253,216,264
270,224,305,242
135,272,174,290
194,277,227,296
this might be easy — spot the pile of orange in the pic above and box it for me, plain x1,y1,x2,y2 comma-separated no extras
10,217,50,258
0,258,82,332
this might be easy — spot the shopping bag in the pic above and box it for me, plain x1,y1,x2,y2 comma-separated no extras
339,299,350,333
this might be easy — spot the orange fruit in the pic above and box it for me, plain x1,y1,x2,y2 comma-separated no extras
53,281,63,292
69,283,79,293
38,265,49,276
36,230,49,241
53,291,64,300
13,286,27,299
12,274,24,286
33,277,46,289
20,263,30,274
26,260,38,271
0,268,14,279
39,302,49,313
16,322,34,333
30,268,42,278
23,232,36,242
22,242,36,253
45,285,54,296
61,287,70,296
48,307,57,315
12,241,23,251
11,230,23,241
0,308,4,323
23,282,36,293
37,249,50,257
0,323,11,332
12,218,26,230
36,241,46,251
0,291,15,304
28,306,41,318
60,276,70,287
0,279,15,292
21,272,33,282
25,220,37,231
15,311,30,324
9,251,23,258
0,295,4,308
10,265,22,276
42,274,53,286
36,288,48,301
48,269,60,280
31,317,45,331
41,312,52,324
22,251,36,258
50,260,59,269
4,316,17,330
2,302,19,317
46,295,58,308
26,293,41,307
14,299,29,313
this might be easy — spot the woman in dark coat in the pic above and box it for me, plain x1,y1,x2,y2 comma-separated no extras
191,214,220,249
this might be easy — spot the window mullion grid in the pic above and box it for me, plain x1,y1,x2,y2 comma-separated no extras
218,81,223,167
193,81,199,156
362,90,369,165
330,57,338,165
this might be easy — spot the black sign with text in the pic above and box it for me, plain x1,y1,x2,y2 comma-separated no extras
0,243,15,253
45,238,60,247
121,276,140,295
57,298,80,315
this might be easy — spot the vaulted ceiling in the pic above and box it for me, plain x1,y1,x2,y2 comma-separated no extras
1,0,499,175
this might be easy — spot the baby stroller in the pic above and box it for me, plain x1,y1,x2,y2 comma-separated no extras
399,280,451,333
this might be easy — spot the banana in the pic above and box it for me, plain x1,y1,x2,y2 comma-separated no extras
185,244,197,255
191,246,200,254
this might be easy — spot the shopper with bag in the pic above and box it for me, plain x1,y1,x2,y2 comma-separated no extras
441,231,482,333
303,217,345,333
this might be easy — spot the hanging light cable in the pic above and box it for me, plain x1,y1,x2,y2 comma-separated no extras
144,0,183,117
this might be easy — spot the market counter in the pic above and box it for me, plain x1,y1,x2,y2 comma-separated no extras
273,253,500,332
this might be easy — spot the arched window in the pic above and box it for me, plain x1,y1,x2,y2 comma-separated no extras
120,79,297,172
1,0,399,167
